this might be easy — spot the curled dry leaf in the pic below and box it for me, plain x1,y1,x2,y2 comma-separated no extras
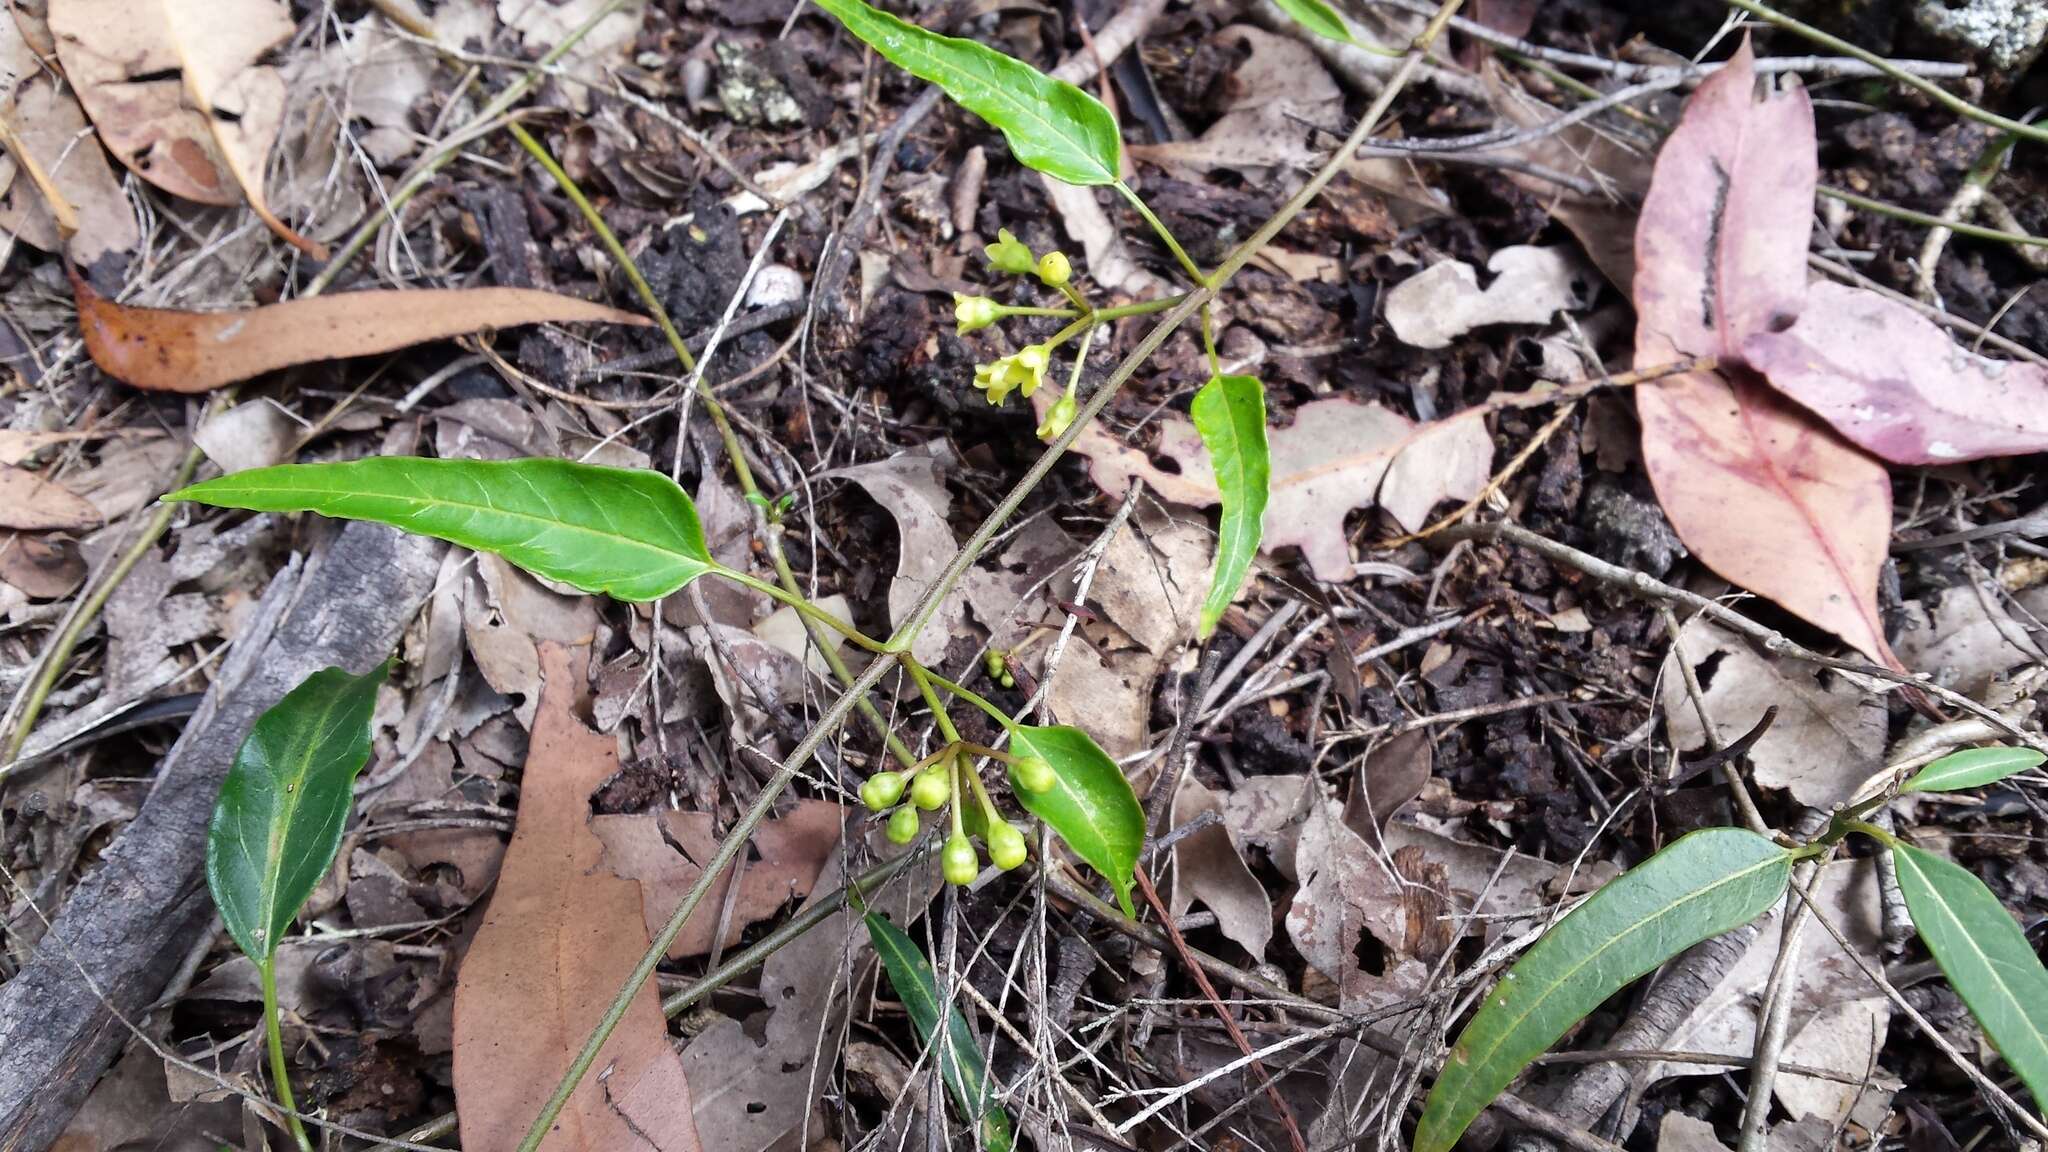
593,800,842,960
1632,38,1894,665
1058,395,1490,581
47,0,322,254
1171,776,1272,960
1744,281,2048,465
1382,246,1595,350
818,452,960,665
1660,618,1884,810
1127,26,1341,178
0,465,101,531
72,275,649,393
451,644,705,1152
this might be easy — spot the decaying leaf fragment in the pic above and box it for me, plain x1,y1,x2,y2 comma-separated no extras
1383,246,1594,350
72,275,649,392
452,644,704,1152
1631,38,1893,665
47,0,323,253
1056,394,1490,581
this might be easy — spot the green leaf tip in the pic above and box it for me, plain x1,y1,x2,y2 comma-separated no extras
168,457,716,602
1902,746,2045,794
208,661,391,963
1007,724,1144,916
805,0,1121,187
864,912,1015,1152
1191,374,1269,639
1414,828,1792,1152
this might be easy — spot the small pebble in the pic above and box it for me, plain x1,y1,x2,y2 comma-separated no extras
746,264,805,309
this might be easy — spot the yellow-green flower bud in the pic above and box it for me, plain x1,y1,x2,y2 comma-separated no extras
984,228,1035,276
885,803,921,844
859,771,906,811
1013,756,1055,794
952,293,1001,335
910,766,951,810
942,832,980,885
987,820,1027,871
1036,389,1078,441
1036,251,1071,288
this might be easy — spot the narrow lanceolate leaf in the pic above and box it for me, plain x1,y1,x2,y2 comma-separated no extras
1270,0,1354,44
1893,841,2048,1103
1901,746,2046,794
806,0,1121,187
167,457,716,602
865,913,1015,1152
208,662,389,962
1415,828,1792,1152
1191,374,1269,640
1008,724,1145,916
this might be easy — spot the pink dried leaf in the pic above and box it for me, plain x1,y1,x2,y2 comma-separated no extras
1745,281,2048,465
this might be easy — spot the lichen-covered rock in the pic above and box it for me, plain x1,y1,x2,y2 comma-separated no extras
1914,0,2048,73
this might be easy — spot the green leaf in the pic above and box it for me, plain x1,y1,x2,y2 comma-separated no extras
1191,374,1269,640
207,662,390,963
806,0,1121,187
167,458,715,602
864,912,1014,1152
1415,828,1792,1152
1893,840,2048,1103
1270,0,1355,44
1902,746,2045,794
1006,724,1144,916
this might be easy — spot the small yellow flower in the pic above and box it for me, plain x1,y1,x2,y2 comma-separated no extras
983,228,1036,276
971,343,1052,407
953,293,1001,335
1036,250,1072,288
1037,389,1078,440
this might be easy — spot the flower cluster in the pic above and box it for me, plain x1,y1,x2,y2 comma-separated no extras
971,344,1049,406
858,747,1056,885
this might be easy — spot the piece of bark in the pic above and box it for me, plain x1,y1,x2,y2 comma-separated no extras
0,521,442,1151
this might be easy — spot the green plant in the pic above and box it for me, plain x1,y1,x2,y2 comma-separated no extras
181,0,1469,1146
206,662,390,1152
1415,744,2048,1152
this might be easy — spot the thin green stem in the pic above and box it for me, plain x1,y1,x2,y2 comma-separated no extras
508,121,916,770
1200,302,1222,376
1094,295,1186,322
508,122,695,373
715,567,892,653
1845,820,1896,846
1001,305,1081,319
262,959,314,1152
1819,185,2048,248
954,740,1022,765
1115,181,1209,286
920,669,1015,735
1054,281,1094,314
1723,0,2048,148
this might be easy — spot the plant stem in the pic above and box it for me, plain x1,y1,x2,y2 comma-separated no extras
1722,0,2048,148
508,122,697,373
1115,181,1209,286
1819,184,2048,248
920,669,1015,734
261,959,314,1152
511,9,1463,1146
508,121,916,769
715,567,892,653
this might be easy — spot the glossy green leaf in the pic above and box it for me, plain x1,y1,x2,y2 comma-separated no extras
1271,0,1355,44
208,663,390,963
168,457,715,602
1007,724,1144,915
807,0,1121,187
1415,828,1792,1152
1191,374,1268,640
865,912,1014,1152
1902,746,2045,794
1893,840,2048,1103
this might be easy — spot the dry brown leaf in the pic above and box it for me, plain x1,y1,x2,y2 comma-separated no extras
1171,776,1273,960
593,800,842,960
498,0,643,112
1129,25,1340,178
451,644,706,1152
0,465,100,531
47,0,322,253
818,452,959,666
0,532,85,599
72,275,649,392
0,75,138,266
1632,39,1894,665
1661,618,1884,810
1896,582,2046,695
1382,246,1594,350
1058,396,1491,581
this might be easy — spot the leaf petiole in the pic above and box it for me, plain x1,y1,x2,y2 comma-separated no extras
1115,182,1210,287
714,566,892,653
261,958,314,1152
